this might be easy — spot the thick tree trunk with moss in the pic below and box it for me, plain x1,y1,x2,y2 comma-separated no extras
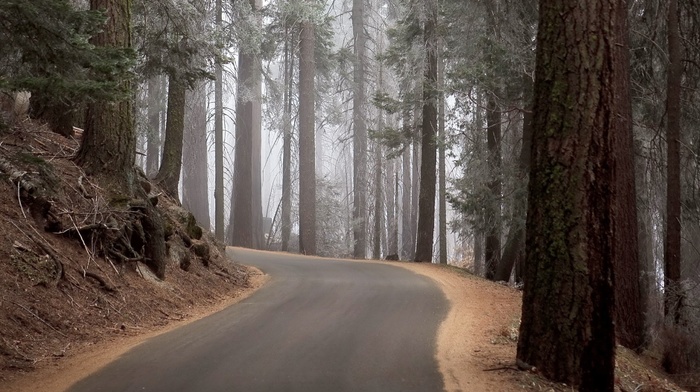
76,0,135,194
155,75,186,201
516,0,629,389
414,0,438,263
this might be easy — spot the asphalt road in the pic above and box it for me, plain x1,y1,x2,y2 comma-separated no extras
67,248,449,392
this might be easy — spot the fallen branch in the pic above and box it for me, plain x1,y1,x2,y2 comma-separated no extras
84,271,117,292
11,301,67,338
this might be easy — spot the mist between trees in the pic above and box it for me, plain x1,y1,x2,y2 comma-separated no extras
2,0,700,389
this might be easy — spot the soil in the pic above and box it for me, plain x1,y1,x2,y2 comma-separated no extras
0,121,254,391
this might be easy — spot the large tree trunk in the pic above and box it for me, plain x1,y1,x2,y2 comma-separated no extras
484,97,501,278
664,0,683,324
155,75,186,201
611,2,643,350
231,0,263,248
414,0,438,263
352,0,367,259
76,0,136,194
298,16,316,255
214,0,225,241
516,0,628,389
182,82,211,229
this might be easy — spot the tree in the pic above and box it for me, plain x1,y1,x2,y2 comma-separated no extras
516,0,631,389
414,0,438,263
298,9,317,255
664,0,683,324
214,0,225,241
146,76,164,178
352,0,368,259
484,97,501,277
155,76,187,199
0,0,132,134
75,0,136,193
182,82,211,229
281,19,295,252
231,0,263,249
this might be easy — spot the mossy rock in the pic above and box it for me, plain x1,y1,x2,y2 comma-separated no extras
185,213,202,240
191,240,209,258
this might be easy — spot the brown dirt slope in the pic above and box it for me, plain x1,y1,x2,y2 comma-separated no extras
0,121,251,387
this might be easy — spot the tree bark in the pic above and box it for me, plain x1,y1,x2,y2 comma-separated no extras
298,16,316,255
611,1,643,350
146,76,162,178
231,0,263,249
414,0,438,263
373,141,382,259
438,40,447,265
214,0,225,241
182,82,211,229
516,0,627,389
281,25,294,252
664,0,683,324
76,0,135,194
155,75,186,201
352,0,368,259
401,109,413,260
485,97,501,278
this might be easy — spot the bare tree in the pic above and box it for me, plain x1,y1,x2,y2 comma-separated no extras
182,82,211,229
352,0,368,259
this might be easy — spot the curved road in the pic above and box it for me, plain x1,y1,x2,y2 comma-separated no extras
68,248,449,392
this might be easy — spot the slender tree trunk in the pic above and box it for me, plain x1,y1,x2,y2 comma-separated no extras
281,26,294,252
387,161,398,257
76,0,136,194
352,0,367,259
214,0,225,241
401,113,412,260
485,97,501,278
664,0,683,324
298,16,316,255
146,76,162,178
155,75,186,200
438,41,447,265
495,95,532,282
250,0,264,249
517,0,627,389
636,139,655,340
373,142,382,259
182,82,211,229
414,0,438,263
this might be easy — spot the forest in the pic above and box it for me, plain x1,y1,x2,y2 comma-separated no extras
1,0,700,390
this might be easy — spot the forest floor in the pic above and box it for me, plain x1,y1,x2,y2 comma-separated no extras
0,120,692,392
390,260,691,392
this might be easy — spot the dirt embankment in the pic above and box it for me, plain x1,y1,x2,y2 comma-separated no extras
0,122,254,390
